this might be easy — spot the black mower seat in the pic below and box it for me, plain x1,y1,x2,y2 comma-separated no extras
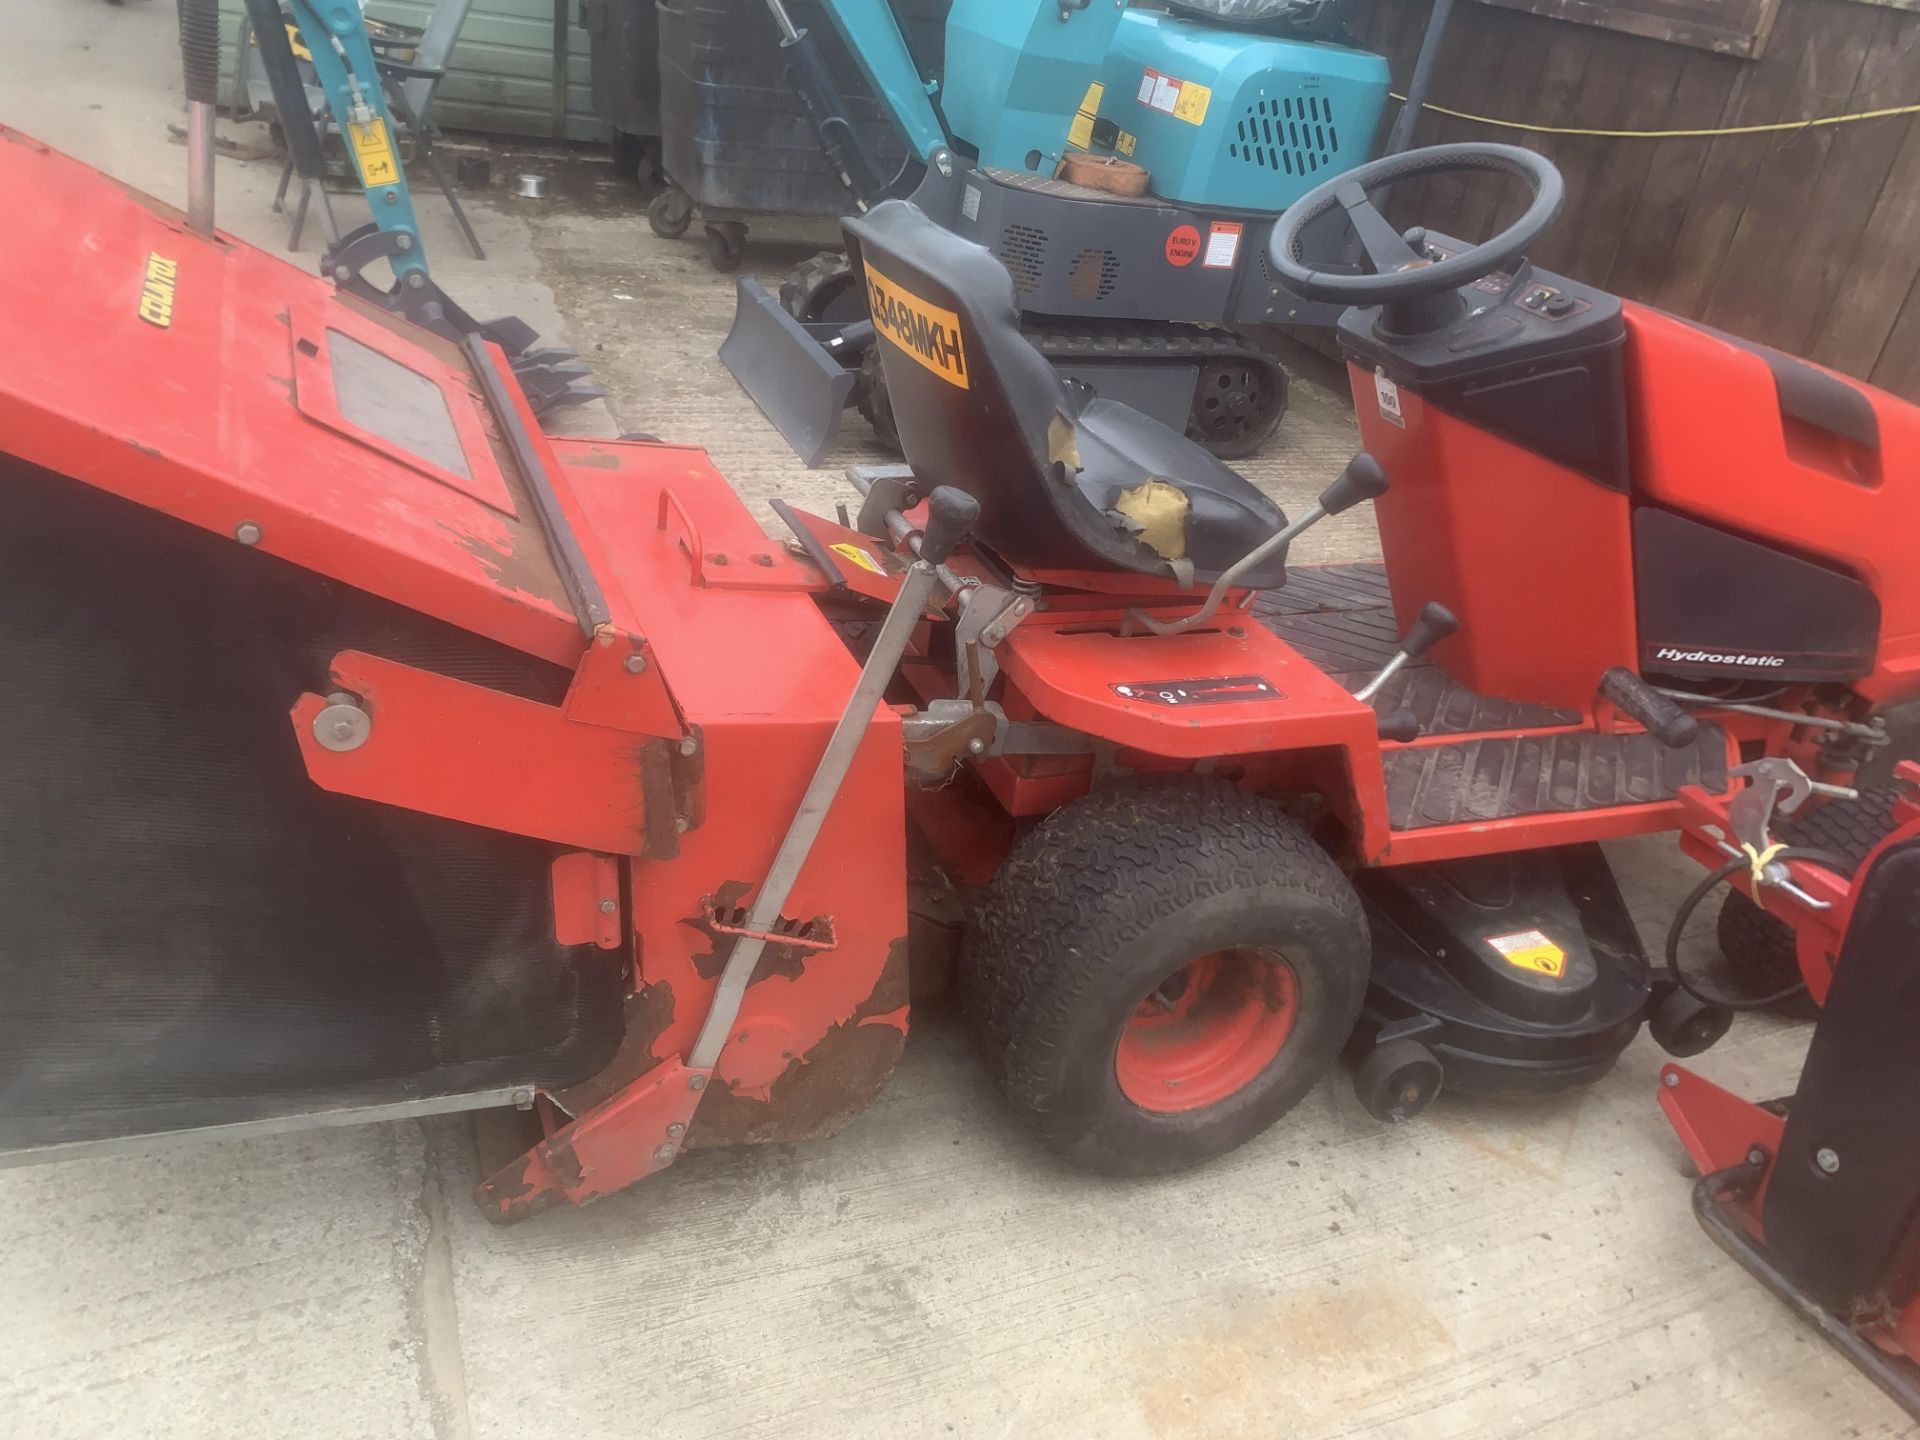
842,201,1289,588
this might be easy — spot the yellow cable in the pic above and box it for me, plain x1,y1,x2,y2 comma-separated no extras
1390,94,1920,139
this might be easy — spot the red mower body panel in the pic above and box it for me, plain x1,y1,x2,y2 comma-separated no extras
0,127,907,1208
1623,305,1920,704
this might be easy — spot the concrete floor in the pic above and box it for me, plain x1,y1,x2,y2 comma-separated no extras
1,4,1911,1437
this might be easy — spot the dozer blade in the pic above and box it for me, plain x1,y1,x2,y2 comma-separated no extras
721,277,859,467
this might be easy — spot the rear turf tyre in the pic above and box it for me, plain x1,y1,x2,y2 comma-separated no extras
960,780,1371,1175
1713,786,1903,1012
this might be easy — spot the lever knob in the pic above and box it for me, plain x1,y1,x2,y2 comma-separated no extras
1402,601,1459,660
919,486,981,566
1317,453,1390,517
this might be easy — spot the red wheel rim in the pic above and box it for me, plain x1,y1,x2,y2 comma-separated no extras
1114,948,1300,1113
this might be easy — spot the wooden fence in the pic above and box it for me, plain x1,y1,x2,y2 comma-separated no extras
1350,0,1920,399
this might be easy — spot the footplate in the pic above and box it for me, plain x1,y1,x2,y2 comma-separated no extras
1384,726,1731,830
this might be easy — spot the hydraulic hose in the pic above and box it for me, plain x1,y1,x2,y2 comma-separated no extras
1665,846,1853,1010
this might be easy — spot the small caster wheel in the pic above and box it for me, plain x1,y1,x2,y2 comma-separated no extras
1649,987,1732,1058
1355,1039,1442,1124
706,221,747,272
647,187,693,239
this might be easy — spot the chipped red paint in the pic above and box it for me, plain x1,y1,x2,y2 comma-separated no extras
551,852,623,949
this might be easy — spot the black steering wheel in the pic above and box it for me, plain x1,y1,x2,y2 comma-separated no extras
1267,143,1564,307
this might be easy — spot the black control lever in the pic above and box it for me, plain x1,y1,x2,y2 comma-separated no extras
1127,453,1390,638
1356,601,1459,705
919,487,981,567
1319,453,1391,516
1376,709,1422,744
1599,667,1699,750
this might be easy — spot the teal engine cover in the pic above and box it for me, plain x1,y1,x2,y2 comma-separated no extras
1097,10,1390,211
943,0,1124,174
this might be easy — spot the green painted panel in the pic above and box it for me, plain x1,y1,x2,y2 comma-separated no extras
217,0,606,142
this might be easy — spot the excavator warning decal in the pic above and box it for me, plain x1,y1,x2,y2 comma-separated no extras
346,117,400,187
1137,69,1212,127
1486,929,1567,978
1069,83,1105,150
866,265,970,390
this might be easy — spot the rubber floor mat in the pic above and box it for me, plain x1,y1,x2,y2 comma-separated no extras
1383,726,1731,830
1254,564,1581,734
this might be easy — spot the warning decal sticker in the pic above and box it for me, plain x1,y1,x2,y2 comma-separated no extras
346,116,400,187
866,265,970,390
1486,930,1568,978
1068,82,1105,151
1137,69,1212,126
1204,222,1242,270
829,542,885,575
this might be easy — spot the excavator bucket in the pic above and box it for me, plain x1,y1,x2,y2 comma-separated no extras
720,277,863,466
0,124,910,1187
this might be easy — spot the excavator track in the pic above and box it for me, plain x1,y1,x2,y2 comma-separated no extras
1022,319,1291,460
776,252,1291,460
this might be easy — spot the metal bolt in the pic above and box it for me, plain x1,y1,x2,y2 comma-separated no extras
935,150,954,178
666,1122,685,1140
752,552,774,567
512,1088,535,1110
967,737,987,755
652,1143,677,1165
394,232,413,251
1746,1146,1769,1166
334,265,353,283
234,521,263,546
687,1074,707,1092
383,188,398,204
313,697,372,752
1661,1071,1679,1088
711,553,730,566
678,737,698,757
1816,1146,1841,1174
597,898,617,914
405,272,426,289
623,653,648,674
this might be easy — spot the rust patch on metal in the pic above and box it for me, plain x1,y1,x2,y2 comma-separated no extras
437,517,573,610
564,452,622,469
640,739,682,860
683,881,835,981
549,979,678,1115
125,439,166,461
689,936,912,1148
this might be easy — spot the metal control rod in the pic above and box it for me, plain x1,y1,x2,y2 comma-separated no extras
1126,455,1389,639
688,487,980,1070
178,0,223,232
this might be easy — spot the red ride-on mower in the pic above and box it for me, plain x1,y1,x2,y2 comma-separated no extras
1659,761,1920,1421
1,111,1916,1227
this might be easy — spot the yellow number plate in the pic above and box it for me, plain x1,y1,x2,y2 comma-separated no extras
865,265,970,390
